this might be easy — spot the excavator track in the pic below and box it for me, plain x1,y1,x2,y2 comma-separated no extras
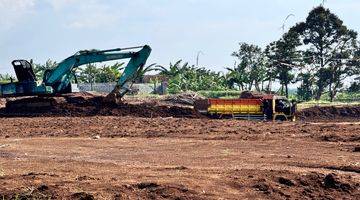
5,97,65,113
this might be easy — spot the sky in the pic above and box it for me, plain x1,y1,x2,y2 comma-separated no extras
0,0,360,75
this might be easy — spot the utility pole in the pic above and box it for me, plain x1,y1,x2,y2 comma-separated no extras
280,14,295,33
322,0,327,6
196,51,204,66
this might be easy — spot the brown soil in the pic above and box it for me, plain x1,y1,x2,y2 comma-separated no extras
297,105,360,121
0,94,359,199
1,94,201,118
0,116,359,199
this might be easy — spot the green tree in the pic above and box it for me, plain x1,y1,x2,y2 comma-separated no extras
264,42,278,93
0,73,16,83
136,63,160,82
32,59,58,80
265,30,300,97
225,63,248,90
157,60,185,78
297,72,314,101
289,6,358,101
77,64,99,84
348,80,360,93
231,43,267,91
158,60,226,93
96,62,124,83
347,44,360,93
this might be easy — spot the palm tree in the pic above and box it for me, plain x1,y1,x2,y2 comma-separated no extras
77,64,99,84
135,63,162,82
0,73,16,83
32,59,58,80
97,62,125,83
225,64,249,90
156,60,186,78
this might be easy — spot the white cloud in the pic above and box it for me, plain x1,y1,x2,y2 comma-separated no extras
0,0,36,29
44,0,80,10
66,2,119,29
44,0,119,29
0,0,36,10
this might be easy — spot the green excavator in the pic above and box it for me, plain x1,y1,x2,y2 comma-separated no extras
0,45,152,108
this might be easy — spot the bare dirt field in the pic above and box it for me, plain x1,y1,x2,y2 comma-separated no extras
0,95,359,199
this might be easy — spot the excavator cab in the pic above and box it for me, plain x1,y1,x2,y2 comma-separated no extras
12,60,37,82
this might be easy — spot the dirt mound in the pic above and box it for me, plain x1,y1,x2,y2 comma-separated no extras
163,91,205,106
227,170,360,199
0,184,58,200
320,133,360,142
297,106,360,121
0,94,202,118
239,91,266,99
0,181,204,200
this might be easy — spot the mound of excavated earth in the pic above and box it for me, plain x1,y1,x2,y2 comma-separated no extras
297,105,360,121
0,95,202,118
1,93,360,122
0,181,204,200
1,170,358,199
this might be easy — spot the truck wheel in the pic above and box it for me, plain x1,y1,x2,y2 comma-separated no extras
275,115,287,121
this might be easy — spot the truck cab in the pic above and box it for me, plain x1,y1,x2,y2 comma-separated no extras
266,96,296,121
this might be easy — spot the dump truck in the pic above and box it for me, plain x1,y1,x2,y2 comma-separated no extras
194,92,296,121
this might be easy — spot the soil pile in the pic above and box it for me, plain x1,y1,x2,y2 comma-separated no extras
0,94,202,118
229,170,360,199
297,105,360,121
163,91,205,106
240,91,266,99
0,181,204,200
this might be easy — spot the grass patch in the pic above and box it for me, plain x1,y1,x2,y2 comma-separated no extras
297,101,360,110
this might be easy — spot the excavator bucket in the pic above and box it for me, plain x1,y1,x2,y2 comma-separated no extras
105,45,152,104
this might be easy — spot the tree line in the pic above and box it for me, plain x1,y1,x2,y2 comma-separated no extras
162,6,360,101
0,6,359,101
227,6,360,101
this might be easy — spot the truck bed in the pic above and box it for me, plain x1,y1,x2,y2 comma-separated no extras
194,98,263,115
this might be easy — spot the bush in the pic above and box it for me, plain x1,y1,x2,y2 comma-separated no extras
332,92,360,102
163,61,228,94
348,82,360,93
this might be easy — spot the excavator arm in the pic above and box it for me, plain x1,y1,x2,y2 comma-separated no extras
0,45,151,99
44,45,152,97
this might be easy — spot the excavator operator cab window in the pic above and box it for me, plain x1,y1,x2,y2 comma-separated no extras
12,60,37,82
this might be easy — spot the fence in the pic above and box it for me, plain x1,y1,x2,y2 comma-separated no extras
76,82,168,95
